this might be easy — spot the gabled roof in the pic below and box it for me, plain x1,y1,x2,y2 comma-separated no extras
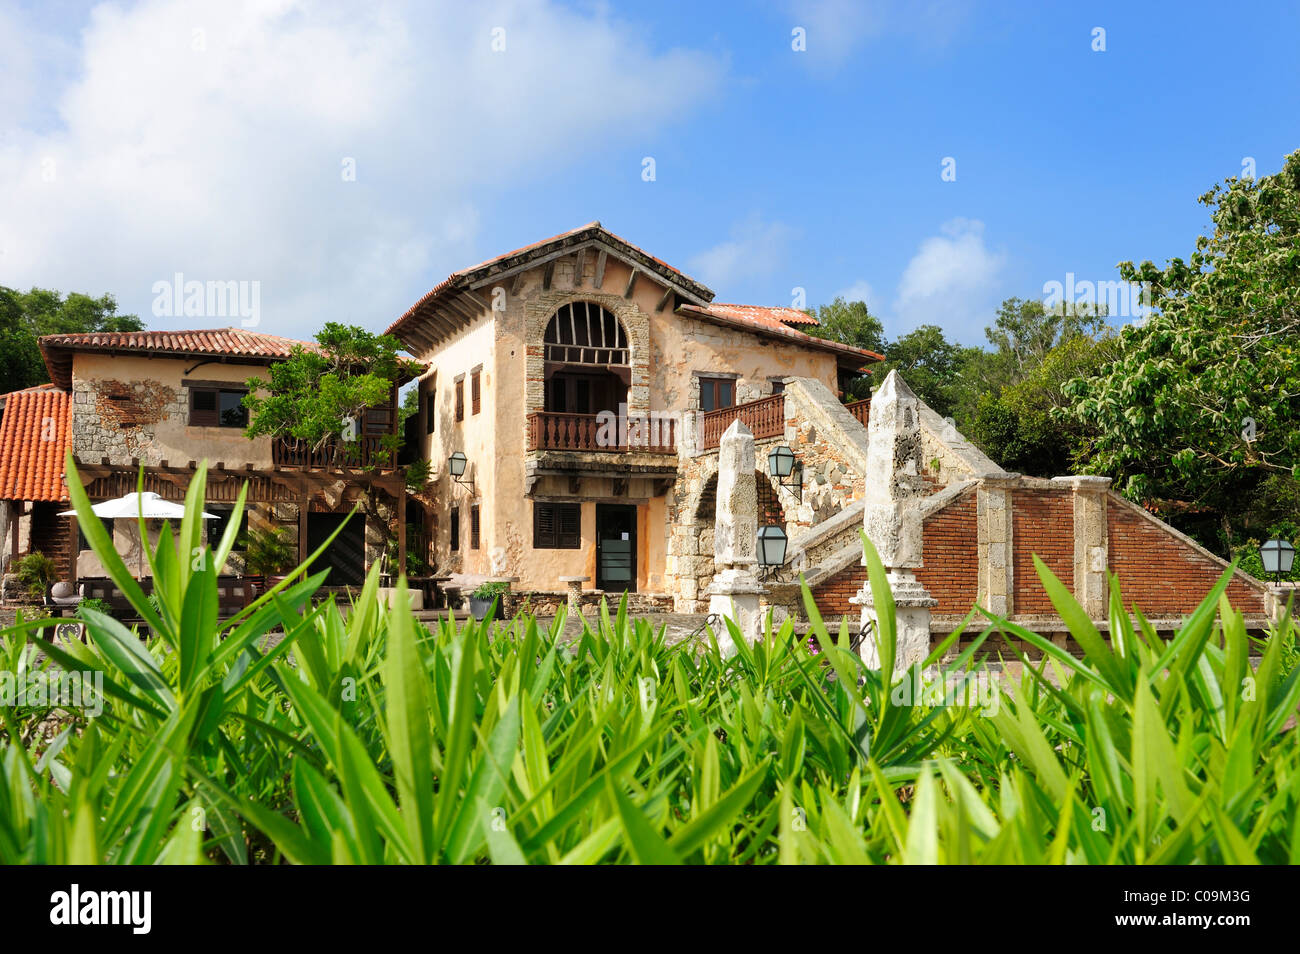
39,328,318,389
675,303,884,368
0,386,71,502
388,222,716,352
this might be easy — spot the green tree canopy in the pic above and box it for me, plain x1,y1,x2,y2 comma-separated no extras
243,322,417,468
1065,149,1300,536
0,287,143,391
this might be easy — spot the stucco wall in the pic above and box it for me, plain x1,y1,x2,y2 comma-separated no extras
70,353,272,468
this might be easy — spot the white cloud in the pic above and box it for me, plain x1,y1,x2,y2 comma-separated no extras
892,217,1005,336
835,279,877,309
784,0,972,66
0,0,724,339
688,214,797,290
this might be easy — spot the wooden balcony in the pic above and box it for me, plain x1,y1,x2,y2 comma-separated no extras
699,393,785,450
527,411,677,454
273,436,393,471
844,397,871,428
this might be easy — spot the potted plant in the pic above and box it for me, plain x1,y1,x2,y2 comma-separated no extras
14,552,57,602
469,580,510,621
244,526,297,593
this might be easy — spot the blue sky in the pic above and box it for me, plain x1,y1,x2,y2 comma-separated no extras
2,0,1297,346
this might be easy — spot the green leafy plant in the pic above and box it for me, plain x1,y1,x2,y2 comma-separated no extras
470,580,510,601
13,552,57,600
244,526,296,577
1,451,1297,864
75,597,110,619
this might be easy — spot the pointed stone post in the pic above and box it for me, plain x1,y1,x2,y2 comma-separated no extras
854,371,937,671
706,420,766,655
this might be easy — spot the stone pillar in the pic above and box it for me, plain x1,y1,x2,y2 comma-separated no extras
1053,475,1111,618
559,576,589,619
855,371,937,671
706,420,766,655
976,478,1016,618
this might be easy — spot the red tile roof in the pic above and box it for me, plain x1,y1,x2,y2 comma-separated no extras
39,328,318,389
0,386,71,502
676,303,885,366
699,303,820,328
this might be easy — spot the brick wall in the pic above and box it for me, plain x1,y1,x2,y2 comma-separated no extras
1108,504,1267,616
811,493,979,619
1013,489,1074,615
915,493,978,613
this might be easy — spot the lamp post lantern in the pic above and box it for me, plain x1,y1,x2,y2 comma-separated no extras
767,445,802,501
1260,538,1296,582
448,451,474,489
757,524,788,579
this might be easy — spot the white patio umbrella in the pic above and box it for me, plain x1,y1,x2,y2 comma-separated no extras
61,492,218,577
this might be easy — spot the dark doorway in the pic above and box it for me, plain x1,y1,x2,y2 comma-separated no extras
545,370,627,416
307,512,366,586
595,504,637,593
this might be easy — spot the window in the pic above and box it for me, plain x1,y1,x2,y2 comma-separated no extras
534,502,581,549
470,505,480,550
77,512,115,551
698,377,735,413
771,380,786,395
543,302,629,365
450,508,460,551
455,378,464,421
190,387,248,428
206,504,249,551
425,375,436,435
471,369,481,415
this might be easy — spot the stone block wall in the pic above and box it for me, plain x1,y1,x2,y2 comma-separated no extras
72,378,184,464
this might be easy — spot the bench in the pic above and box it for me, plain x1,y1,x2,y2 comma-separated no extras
79,577,255,620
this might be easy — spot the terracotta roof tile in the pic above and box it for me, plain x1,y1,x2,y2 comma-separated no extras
39,328,318,389
0,387,71,502
676,303,885,364
692,303,820,328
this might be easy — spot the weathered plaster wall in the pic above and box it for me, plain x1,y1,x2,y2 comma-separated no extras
70,353,272,468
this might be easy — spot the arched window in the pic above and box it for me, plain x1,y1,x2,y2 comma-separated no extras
543,302,629,366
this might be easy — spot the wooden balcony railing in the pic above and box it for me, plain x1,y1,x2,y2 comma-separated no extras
699,393,785,450
527,411,677,454
844,398,871,428
273,436,392,470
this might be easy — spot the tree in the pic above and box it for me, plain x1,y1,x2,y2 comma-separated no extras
0,287,143,391
803,297,887,400
243,322,415,468
873,324,982,420
1065,149,1300,544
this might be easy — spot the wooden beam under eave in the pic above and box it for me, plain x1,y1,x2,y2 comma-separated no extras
509,272,525,298
655,287,673,313
454,294,483,321
593,250,607,289
624,269,639,299
573,248,587,287
461,289,490,311
441,297,477,324
542,260,555,291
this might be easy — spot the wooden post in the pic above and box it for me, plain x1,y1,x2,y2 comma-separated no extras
396,485,407,580
68,515,78,585
298,480,309,570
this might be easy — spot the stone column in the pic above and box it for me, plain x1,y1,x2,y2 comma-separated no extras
559,576,589,619
1053,475,1111,618
854,371,937,671
706,420,766,655
976,478,1016,618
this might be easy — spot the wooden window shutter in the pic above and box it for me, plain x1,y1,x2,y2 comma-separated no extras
455,379,464,421
471,369,481,415
450,508,459,550
557,504,580,549
534,503,556,549
470,504,480,549
425,376,436,434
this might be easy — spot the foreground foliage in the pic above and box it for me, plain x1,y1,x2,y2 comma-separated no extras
1,456,1298,863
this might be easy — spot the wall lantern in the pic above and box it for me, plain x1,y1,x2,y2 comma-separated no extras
448,451,474,489
1260,538,1296,581
757,524,788,578
767,445,803,500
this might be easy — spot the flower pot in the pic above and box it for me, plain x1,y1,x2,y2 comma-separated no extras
469,596,501,621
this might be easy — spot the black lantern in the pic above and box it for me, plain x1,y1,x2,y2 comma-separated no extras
1260,538,1296,581
448,451,473,488
767,445,802,500
757,524,788,576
